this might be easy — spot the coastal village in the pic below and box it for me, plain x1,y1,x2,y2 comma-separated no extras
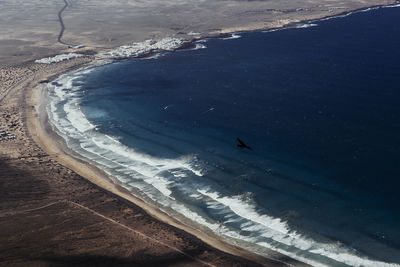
34,38,188,64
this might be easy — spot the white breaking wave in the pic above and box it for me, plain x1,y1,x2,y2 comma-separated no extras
47,66,204,201
45,59,400,267
185,42,207,51
143,53,163,60
222,34,241,40
296,23,318,28
262,28,281,33
381,3,400,9
319,3,400,23
196,39,208,43
197,189,400,267
262,3,399,35
194,43,207,50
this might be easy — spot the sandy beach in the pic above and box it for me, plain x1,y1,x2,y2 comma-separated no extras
1,0,398,266
0,59,287,266
1,57,308,266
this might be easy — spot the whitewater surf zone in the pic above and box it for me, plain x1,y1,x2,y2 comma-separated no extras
44,57,400,267
41,3,400,266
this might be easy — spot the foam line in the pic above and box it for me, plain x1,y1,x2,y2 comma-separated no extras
222,34,242,40
296,23,318,28
45,52,400,267
197,189,400,267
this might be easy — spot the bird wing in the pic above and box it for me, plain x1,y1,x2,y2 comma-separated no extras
237,138,245,146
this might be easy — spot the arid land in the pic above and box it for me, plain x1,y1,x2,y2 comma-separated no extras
0,0,398,266
0,0,398,65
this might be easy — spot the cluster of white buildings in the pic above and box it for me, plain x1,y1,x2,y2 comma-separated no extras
96,37,186,59
34,53,84,64
34,37,188,64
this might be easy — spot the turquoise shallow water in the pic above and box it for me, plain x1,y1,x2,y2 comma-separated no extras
47,6,400,266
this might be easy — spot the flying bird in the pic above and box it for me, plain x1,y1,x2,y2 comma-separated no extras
237,138,252,150
202,107,215,114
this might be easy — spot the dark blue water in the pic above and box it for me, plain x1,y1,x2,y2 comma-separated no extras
54,6,400,266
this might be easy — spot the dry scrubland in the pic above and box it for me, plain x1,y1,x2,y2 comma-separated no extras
0,0,397,65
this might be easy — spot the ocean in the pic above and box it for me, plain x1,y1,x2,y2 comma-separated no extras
46,5,400,266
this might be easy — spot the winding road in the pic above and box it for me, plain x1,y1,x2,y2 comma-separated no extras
57,0,69,45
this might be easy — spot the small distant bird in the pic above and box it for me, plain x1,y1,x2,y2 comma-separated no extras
202,107,215,114
237,138,252,150
164,105,173,110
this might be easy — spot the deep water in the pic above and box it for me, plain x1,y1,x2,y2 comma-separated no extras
48,6,400,266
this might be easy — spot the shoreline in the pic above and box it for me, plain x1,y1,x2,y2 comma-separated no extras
32,64,308,266
28,2,400,66
9,2,399,266
0,61,272,266
170,1,400,48
25,59,303,266
86,2,400,63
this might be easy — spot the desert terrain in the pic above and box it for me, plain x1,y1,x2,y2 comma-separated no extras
0,0,397,65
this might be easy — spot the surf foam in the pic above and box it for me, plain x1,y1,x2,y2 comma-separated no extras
45,52,400,267
222,34,242,40
295,23,318,28
197,189,400,267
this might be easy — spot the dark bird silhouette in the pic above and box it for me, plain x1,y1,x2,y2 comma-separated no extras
237,138,252,150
